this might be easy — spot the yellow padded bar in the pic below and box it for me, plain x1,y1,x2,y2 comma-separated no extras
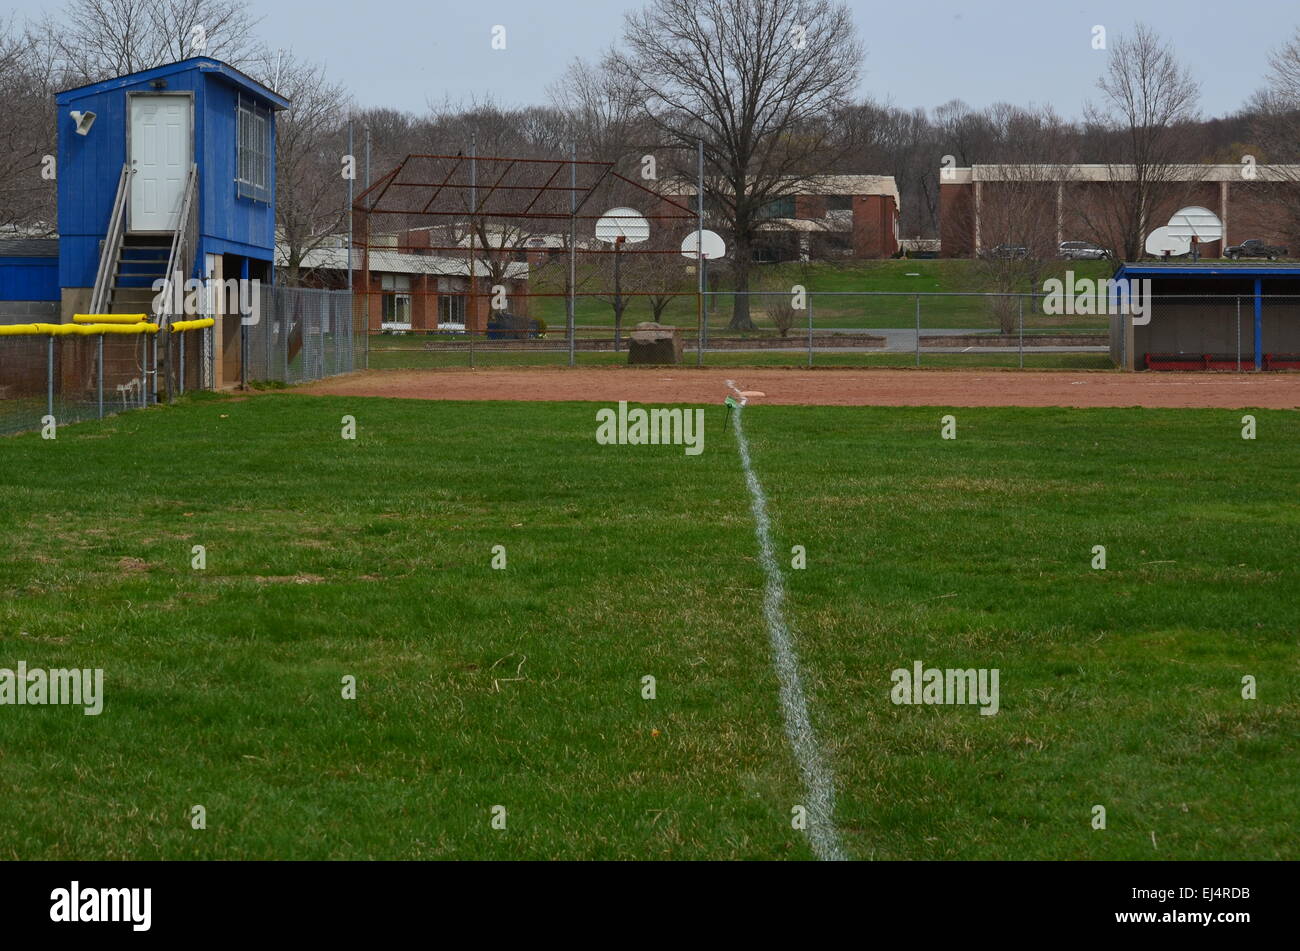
169,318,216,332
73,313,148,324
0,322,158,336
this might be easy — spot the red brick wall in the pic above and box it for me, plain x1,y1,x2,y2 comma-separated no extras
796,195,828,219
940,183,975,257
410,275,433,331
852,194,899,258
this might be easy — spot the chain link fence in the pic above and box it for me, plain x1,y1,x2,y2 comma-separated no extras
365,290,1109,370
245,286,364,384
1,288,362,436
0,324,182,437
365,290,1300,371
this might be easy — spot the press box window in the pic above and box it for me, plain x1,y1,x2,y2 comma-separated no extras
236,94,271,202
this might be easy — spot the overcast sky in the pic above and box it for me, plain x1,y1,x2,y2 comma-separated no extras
14,0,1298,117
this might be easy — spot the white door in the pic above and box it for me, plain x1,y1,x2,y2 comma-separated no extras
129,95,191,231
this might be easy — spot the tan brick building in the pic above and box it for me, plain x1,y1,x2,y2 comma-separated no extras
940,164,1300,258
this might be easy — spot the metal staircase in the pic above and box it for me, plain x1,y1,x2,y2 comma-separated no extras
90,162,199,320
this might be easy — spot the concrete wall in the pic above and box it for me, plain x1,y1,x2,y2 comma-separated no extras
0,301,60,323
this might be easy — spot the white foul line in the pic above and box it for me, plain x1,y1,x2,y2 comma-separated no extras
726,381,848,861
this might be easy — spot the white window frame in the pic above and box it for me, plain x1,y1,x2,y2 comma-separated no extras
236,93,271,202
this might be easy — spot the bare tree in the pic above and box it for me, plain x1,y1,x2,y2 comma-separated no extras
846,102,943,238
1084,24,1201,260
422,99,573,299
933,99,999,168
610,0,862,330
244,50,352,287
41,0,260,83
550,58,646,163
948,106,1078,332
1245,27,1300,248
0,19,58,233
759,270,799,337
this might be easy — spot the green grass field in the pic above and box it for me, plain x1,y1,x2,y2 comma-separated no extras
525,257,1116,331
365,347,1115,371
1,391,1295,859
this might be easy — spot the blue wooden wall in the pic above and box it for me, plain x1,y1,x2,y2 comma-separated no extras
0,256,59,301
200,76,278,260
56,58,283,290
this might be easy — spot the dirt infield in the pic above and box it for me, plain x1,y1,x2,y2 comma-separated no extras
295,367,1300,409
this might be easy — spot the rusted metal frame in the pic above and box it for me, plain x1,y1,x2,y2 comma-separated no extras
353,160,403,212
360,210,694,221
467,160,515,215
351,289,684,298
607,170,699,215
391,182,594,193
419,156,466,214
404,152,613,167
518,163,565,216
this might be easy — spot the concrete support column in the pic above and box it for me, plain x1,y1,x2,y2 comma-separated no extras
1254,277,1263,371
1056,183,1064,247
1220,180,1230,252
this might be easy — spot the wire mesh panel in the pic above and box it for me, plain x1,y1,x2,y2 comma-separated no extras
354,152,701,369
1133,294,1295,371
243,287,359,385
0,332,54,436
100,333,150,413
53,334,101,426
0,321,216,437
1262,294,1300,369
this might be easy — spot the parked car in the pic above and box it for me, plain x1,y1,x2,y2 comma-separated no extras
1225,238,1287,261
983,244,1029,260
1059,240,1109,260
486,312,546,340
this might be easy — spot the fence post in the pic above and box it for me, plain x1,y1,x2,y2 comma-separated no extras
179,331,186,395
1018,295,1024,369
97,334,104,418
283,308,289,382
46,335,54,420
914,294,921,367
1236,297,1242,372
695,291,704,368
807,294,814,369
568,145,577,369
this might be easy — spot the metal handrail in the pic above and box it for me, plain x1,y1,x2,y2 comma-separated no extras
161,163,199,328
90,163,131,315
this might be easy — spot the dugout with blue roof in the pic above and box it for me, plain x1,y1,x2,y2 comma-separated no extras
1111,262,1300,371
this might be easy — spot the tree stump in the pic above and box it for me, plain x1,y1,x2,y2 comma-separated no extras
627,322,682,365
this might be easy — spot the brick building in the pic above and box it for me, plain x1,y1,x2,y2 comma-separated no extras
940,164,1300,258
277,234,529,333
665,175,901,261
